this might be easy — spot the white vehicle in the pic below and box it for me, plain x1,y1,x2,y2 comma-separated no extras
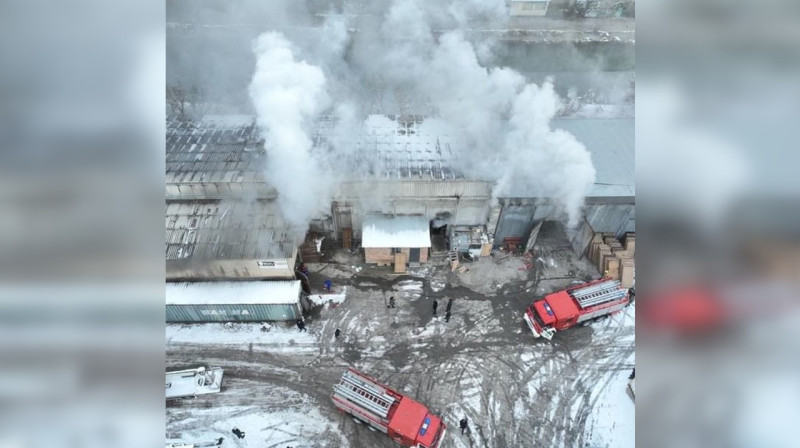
166,366,224,400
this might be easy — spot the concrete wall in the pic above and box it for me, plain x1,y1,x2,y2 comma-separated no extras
335,180,493,201
332,182,492,240
166,180,277,200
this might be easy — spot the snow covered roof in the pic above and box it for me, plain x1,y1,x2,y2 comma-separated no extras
551,118,635,198
361,215,431,248
166,281,302,306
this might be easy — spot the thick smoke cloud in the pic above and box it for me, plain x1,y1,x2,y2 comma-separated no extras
246,0,597,233
248,32,332,234
500,82,596,227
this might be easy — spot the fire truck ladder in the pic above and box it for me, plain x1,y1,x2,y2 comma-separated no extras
334,370,397,419
571,280,627,308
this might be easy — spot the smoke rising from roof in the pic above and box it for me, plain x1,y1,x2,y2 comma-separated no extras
248,32,332,234
246,0,597,234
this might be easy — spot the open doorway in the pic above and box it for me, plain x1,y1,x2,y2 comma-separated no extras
430,212,451,253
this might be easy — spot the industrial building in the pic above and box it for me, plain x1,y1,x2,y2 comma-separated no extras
165,114,633,274
166,280,308,322
165,200,298,281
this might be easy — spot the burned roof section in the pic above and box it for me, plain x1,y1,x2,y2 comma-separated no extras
166,114,464,181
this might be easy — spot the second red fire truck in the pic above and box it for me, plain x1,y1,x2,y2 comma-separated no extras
524,278,631,340
332,368,446,448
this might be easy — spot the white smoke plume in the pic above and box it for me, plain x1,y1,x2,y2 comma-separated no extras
498,82,596,227
420,32,595,227
245,0,597,233
248,32,332,236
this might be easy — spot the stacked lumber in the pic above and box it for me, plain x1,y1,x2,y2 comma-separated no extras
589,232,635,288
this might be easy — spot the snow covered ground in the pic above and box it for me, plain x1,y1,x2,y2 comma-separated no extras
167,389,347,447
166,323,317,353
167,228,634,448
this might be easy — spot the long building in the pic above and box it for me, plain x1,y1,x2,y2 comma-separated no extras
165,114,633,275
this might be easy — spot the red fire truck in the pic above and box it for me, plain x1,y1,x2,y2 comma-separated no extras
332,368,447,448
524,278,630,340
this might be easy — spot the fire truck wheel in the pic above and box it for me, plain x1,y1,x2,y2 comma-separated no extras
367,425,377,432
351,417,363,425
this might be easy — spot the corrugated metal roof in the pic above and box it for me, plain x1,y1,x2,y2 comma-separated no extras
166,281,301,305
167,114,464,181
165,200,296,260
167,115,634,198
551,118,635,198
362,215,432,248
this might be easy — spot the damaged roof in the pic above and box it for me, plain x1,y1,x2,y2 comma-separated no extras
166,114,463,181
362,215,432,248
165,200,296,261
166,115,635,197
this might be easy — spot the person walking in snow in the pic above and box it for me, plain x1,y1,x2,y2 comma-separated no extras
459,417,468,435
445,310,451,322
446,298,453,313
296,319,307,332
432,299,438,316
628,368,635,380
231,427,245,439
388,296,396,308
335,328,341,339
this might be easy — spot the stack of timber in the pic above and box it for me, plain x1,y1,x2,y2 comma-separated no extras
588,232,635,288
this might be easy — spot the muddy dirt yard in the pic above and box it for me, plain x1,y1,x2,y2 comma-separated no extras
166,223,635,448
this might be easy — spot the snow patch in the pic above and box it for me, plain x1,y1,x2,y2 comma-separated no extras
309,287,348,306
168,404,346,448
166,323,317,352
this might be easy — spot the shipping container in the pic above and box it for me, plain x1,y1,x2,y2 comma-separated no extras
166,281,308,323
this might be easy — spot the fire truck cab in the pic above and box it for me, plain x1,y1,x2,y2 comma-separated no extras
524,278,630,340
332,368,446,448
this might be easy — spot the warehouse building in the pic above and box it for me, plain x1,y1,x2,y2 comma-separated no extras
165,115,634,272
166,280,308,322
166,200,298,281
362,215,432,267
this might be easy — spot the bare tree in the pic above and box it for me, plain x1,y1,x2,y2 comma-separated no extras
565,0,598,19
166,84,186,118
166,83,209,120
